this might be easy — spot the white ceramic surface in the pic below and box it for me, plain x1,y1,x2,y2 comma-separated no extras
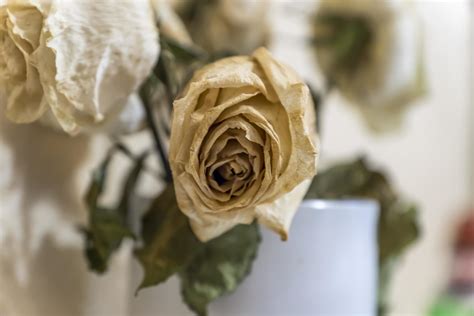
131,199,380,316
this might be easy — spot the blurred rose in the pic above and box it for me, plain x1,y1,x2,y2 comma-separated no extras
313,0,425,132
169,47,319,241
0,0,159,135
173,0,270,54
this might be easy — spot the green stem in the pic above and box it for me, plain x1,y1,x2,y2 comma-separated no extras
141,96,173,183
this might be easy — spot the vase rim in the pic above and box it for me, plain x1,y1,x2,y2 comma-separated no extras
301,199,379,211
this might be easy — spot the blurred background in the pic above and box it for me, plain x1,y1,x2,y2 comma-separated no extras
0,0,473,315
272,0,473,313
301,0,472,313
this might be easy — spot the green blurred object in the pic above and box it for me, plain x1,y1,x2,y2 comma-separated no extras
313,15,373,75
430,295,474,316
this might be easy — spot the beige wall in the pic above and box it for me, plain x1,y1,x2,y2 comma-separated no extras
387,2,472,314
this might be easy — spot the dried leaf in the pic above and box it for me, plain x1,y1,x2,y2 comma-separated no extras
180,222,261,316
83,207,135,273
83,150,147,273
135,185,203,292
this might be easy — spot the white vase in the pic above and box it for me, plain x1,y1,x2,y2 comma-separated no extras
131,200,380,316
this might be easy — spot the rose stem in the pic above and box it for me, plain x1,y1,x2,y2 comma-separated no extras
142,97,173,183
108,136,164,181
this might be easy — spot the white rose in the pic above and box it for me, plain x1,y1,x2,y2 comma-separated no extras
0,0,159,135
313,0,425,132
169,47,319,241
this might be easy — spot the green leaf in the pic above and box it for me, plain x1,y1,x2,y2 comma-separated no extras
308,84,323,135
84,151,114,211
134,184,262,315
83,150,147,273
134,184,203,292
313,15,373,72
156,36,208,102
155,48,180,100
306,157,374,199
377,201,419,315
117,153,149,219
83,207,135,273
180,223,261,316
378,202,419,264
305,157,420,316
160,35,207,63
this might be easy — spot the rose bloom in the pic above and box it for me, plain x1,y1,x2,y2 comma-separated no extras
0,0,159,135
169,47,319,242
171,0,270,54
313,0,425,132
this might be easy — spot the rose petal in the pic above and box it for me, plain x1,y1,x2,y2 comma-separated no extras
38,0,159,134
256,179,313,241
253,48,318,199
1,4,46,123
6,6,42,52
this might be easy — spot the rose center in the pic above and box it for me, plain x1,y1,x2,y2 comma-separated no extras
213,161,247,184
208,152,253,195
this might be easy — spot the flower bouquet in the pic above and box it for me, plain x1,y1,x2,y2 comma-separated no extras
0,0,424,315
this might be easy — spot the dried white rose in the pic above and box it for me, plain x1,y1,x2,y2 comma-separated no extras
313,0,425,132
174,0,270,54
0,0,159,135
37,93,148,136
169,47,319,242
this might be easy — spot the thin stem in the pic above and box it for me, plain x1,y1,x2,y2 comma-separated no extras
108,138,164,181
141,97,173,183
310,80,335,136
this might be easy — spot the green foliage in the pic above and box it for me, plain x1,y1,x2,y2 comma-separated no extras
82,148,147,273
152,35,208,104
161,35,207,64
134,185,261,316
134,185,203,292
313,14,373,72
305,157,420,315
180,223,261,316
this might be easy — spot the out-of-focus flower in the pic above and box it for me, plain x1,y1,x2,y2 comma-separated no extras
172,0,270,54
151,0,193,45
169,47,319,241
37,93,148,136
312,0,425,132
0,0,159,135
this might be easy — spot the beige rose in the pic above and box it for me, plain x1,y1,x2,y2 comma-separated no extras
313,0,425,132
169,47,319,242
173,0,270,54
0,0,159,135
